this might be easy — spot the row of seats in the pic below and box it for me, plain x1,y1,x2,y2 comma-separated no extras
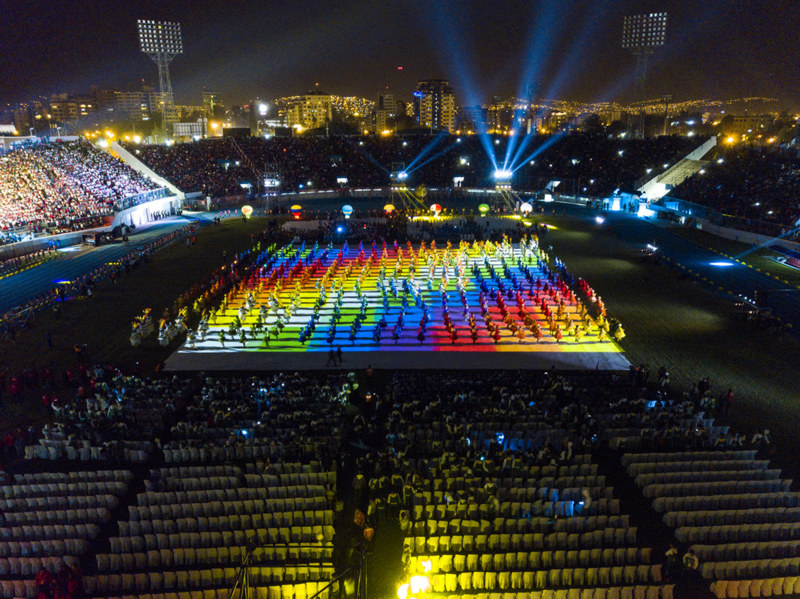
108,527,335,552
24,445,148,462
137,487,326,505
12,469,133,483
621,450,758,466
62,589,679,599
675,523,800,544
643,480,792,498
408,476,608,494
117,510,333,535
664,507,800,528
82,567,333,593
711,576,800,598
0,523,101,541
1,507,111,526
0,493,119,511
0,480,127,498
154,476,241,492
636,469,781,487
407,547,652,572
0,538,87,557
419,565,662,591
413,489,614,506
700,558,800,581
128,497,328,520
0,555,78,576
407,515,631,535
404,528,639,554
81,582,336,599
249,485,331,500
653,492,800,513
245,472,335,487
96,547,335,572
626,460,770,477
690,541,800,562
154,465,242,478
163,444,277,463
409,501,621,521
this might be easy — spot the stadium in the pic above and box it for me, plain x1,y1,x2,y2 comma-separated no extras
3,6,800,599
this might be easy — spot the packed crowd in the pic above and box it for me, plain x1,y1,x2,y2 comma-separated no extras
0,141,161,232
671,146,800,230
126,134,699,199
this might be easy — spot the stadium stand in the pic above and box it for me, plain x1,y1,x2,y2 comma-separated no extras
0,140,161,234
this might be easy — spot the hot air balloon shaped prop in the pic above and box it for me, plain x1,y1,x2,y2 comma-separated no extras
430,203,442,217
290,205,303,220
342,204,353,219
241,205,253,219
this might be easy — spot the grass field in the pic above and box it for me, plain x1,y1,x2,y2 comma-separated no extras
0,217,271,432
2,211,800,475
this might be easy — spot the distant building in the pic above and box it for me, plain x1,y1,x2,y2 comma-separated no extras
287,91,332,130
202,91,225,118
458,105,487,134
374,92,397,133
117,91,151,121
414,80,456,133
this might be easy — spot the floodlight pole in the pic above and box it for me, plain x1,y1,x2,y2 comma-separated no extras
634,50,652,140
146,51,178,140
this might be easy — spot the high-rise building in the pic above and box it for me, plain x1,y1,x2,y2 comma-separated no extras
374,92,397,133
286,90,332,129
202,90,225,118
414,80,456,133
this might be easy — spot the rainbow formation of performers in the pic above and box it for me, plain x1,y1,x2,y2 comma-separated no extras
185,236,624,351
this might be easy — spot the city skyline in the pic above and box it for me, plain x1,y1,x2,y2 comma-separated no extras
4,0,800,109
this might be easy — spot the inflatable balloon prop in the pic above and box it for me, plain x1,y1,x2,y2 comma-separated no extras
241,205,253,219
383,204,395,215
478,203,490,216
290,205,303,220
520,202,533,215
429,203,442,217
342,204,353,219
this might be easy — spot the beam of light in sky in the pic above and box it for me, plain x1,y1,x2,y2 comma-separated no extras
405,140,461,174
504,1,562,170
405,131,448,171
512,131,568,174
348,140,390,175
508,4,607,172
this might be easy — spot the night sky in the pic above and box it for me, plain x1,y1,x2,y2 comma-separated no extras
4,0,799,108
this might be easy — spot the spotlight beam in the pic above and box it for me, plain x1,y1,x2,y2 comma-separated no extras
404,131,448,172
405,141,460,175
512,131,567,174
348,140,391,175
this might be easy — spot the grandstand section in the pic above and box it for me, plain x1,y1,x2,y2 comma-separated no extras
0,141,162,231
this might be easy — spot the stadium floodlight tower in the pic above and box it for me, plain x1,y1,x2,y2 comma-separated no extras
137,19,183,141
622,12,667,139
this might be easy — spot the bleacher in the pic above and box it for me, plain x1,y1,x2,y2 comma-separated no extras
623,451,800,598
